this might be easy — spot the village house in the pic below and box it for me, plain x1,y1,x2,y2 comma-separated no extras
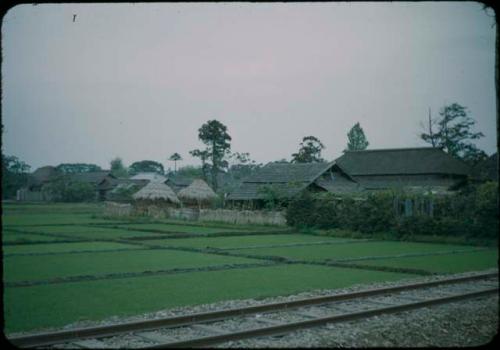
165,175,195,193
17,166,61,201
130,172,167,183
97,177,149,201
227,147,472,208
17,167,118,201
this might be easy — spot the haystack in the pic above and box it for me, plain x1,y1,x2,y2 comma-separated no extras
178,179,217,208
132,182,180,204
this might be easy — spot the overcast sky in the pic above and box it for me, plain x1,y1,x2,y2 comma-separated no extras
1,2,497,171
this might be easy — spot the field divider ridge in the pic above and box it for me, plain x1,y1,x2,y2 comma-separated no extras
4,262,281,288
326,247,491,263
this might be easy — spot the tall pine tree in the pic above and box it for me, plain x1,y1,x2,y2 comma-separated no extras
346,122,369,151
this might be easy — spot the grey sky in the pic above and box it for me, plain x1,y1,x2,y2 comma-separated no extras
1,2,496,171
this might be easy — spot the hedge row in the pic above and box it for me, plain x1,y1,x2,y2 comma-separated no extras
286,182,498,239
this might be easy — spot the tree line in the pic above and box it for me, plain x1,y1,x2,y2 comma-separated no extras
1,102,492,199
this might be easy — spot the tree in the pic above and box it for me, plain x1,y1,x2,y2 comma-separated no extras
420,103,488,165
291,136,325,163
1,155,31,199
228,152,260,179
168,153,183,173
128,160,165,176
43,176,95,202
110,157,128,178
346,122,369,151
189,149,210,181
221,152,262,195
56,163,102,174
190,120,232,191
170,165,204,178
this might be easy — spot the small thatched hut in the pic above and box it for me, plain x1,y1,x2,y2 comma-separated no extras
178,179,217,208
132,182,180,215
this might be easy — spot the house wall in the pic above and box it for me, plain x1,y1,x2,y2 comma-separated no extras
16,188,54,201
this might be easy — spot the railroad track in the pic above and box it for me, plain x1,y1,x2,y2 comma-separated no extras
9,271,498,349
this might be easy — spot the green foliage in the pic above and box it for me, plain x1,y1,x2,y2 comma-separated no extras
1,155,31,199
285,191,317,227
43,177,96,202
110,157,128,178
128,160,165,175
420,103,487,165
172,165,204,178
191,120,232,191
108,184,138,202
291,136,325,163
287,184,499,239
257,184,289,210
346,122,369,151
56,163,102,174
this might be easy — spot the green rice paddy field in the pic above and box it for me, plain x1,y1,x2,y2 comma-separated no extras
2,202,498,333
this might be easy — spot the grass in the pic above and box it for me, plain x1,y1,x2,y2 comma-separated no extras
2,202,497,334
3,264,413,333
3,249,261,282
234,241,481,262
314,228,497,247
1,214,122,226
13,225,169,240
2,231,80,243
144,234,354,249
354,250,498,274
2,203,101,214
3,242,142,255
114,223,248,234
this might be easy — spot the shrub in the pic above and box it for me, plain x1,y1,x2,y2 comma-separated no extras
286,183,498,241
43,177,95,202
285,191,316,227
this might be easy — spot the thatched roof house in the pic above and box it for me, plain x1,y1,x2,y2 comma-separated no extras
101,178,149,201
335,147,471,192
227,161,351,206
27,166,61,190
132,181,180,204
178,179,217,207
227,147,472,207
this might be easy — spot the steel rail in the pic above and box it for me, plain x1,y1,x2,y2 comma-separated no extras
7,271,498,348
147,287,498,348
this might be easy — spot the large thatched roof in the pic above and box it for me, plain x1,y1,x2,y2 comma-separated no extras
178,179,217,201
335,147,471,176
28,166,61,187
132,182,180,203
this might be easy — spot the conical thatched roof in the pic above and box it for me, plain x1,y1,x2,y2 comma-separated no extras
178,179,217,201
132,182,180,203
